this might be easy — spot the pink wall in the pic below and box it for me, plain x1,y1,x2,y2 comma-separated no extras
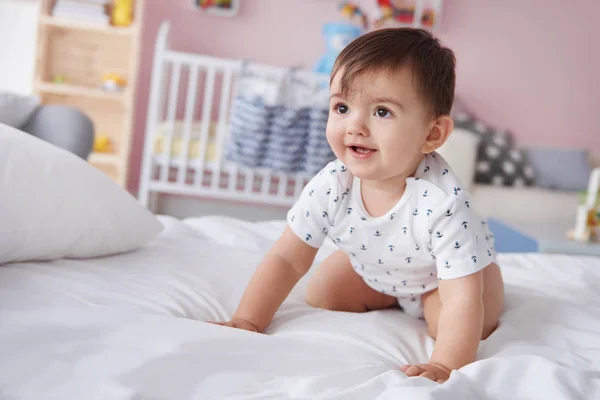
440,0,600,150
128,0,600,193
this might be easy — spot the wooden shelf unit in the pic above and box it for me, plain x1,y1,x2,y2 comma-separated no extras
33,0,144,187
35,80,129,102
39,14,135,36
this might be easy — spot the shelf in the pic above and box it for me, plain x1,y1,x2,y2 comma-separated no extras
89,152,121,166
36,81,128,103
39,15,134,36
35,0,144,188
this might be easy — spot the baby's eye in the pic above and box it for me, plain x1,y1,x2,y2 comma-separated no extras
334,103,349,114
375,107,392,118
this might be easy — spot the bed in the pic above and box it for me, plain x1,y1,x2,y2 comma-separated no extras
1,214,599,399
2,16,599,399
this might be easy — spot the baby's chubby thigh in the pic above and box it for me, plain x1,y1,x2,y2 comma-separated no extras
306,250,398,313
421,262,504,340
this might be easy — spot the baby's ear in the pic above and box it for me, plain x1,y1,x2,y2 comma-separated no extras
421,115,453,154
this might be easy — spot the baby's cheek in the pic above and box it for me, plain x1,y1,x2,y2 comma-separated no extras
326,128,344,154
387,137,414,159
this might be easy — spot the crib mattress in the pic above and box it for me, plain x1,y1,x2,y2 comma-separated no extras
0,215,599,399
150,120,334,174
152,120,221,161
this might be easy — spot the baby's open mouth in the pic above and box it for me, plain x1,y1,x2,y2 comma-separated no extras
349,145,376,154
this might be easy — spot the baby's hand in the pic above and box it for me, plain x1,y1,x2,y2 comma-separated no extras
209,318,260,333
400,363,451,383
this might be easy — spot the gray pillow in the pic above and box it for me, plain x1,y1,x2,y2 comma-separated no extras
21,105,95,160
0,91,39,129
527,148,592,192
454,113,535,187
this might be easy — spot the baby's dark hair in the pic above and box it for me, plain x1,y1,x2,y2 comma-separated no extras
330,28,456,118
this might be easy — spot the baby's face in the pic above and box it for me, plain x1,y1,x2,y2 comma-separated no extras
326,67,432,182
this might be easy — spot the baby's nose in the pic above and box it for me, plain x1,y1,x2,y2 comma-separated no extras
346,120,370,137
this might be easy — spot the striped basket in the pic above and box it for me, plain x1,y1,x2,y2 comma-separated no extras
227,64,334,174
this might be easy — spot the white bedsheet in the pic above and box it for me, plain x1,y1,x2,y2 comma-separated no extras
1,215,599,400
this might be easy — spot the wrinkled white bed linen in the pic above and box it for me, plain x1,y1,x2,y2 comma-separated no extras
0,215,599,400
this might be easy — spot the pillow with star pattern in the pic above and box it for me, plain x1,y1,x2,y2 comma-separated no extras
452,112,536,187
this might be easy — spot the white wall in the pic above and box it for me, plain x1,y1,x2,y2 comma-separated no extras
0,0,39,95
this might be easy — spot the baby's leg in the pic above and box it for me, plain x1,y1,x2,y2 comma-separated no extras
421,262,504,340
306,250,398,312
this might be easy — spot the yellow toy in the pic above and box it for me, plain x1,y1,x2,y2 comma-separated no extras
111,0,134,27
52,74,67,84
94,135,113,153
101,72,127,91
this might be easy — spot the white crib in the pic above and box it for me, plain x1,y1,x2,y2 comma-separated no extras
138,21,329,212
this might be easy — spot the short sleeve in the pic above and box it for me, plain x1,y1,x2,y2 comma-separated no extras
428,191,496,280
286,161,345,248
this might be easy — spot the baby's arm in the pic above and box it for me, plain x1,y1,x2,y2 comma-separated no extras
216,160,342,332
428,270,484,369
217,226,318,333
404,187,495,380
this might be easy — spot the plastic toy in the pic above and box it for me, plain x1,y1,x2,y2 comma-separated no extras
313,2,369,76
313,22,363,75
568,168,600,242
198,0,233,9
111,0,134,27
100,72,127,91
52,75,67,84
93,134,113,153
374,0,438,29
339,1,368,29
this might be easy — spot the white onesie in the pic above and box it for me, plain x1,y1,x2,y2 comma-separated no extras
287,152,496,318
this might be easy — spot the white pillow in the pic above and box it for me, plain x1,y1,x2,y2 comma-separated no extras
0,123,163,264
436,127,480,190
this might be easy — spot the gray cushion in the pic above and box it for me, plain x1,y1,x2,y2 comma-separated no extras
0,91,39,129
21,105,95,160
527,148,592,192
453,112,535,187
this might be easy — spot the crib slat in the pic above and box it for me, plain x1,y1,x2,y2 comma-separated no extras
194,66,216,187
294,173,304,198
178,64,199,185
228,169,238,192
277,174,287,199
161,62,181,183
212,67,234,189
261,173,270,195
244,170,255,193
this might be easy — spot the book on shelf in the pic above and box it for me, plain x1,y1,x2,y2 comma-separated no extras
52,0,110,25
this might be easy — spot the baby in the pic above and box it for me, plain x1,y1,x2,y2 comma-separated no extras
215,28,505,383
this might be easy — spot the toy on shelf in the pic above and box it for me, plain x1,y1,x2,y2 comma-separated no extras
52,74,67,84
93,134,113,153
314,22,363,75
568,168,600,242
194,0,239,17
314,2,365,76
373,0,442,30
197,0,234,10
111,0,134,27
313,1,443,76
100,72,127,91
339,1,368,29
